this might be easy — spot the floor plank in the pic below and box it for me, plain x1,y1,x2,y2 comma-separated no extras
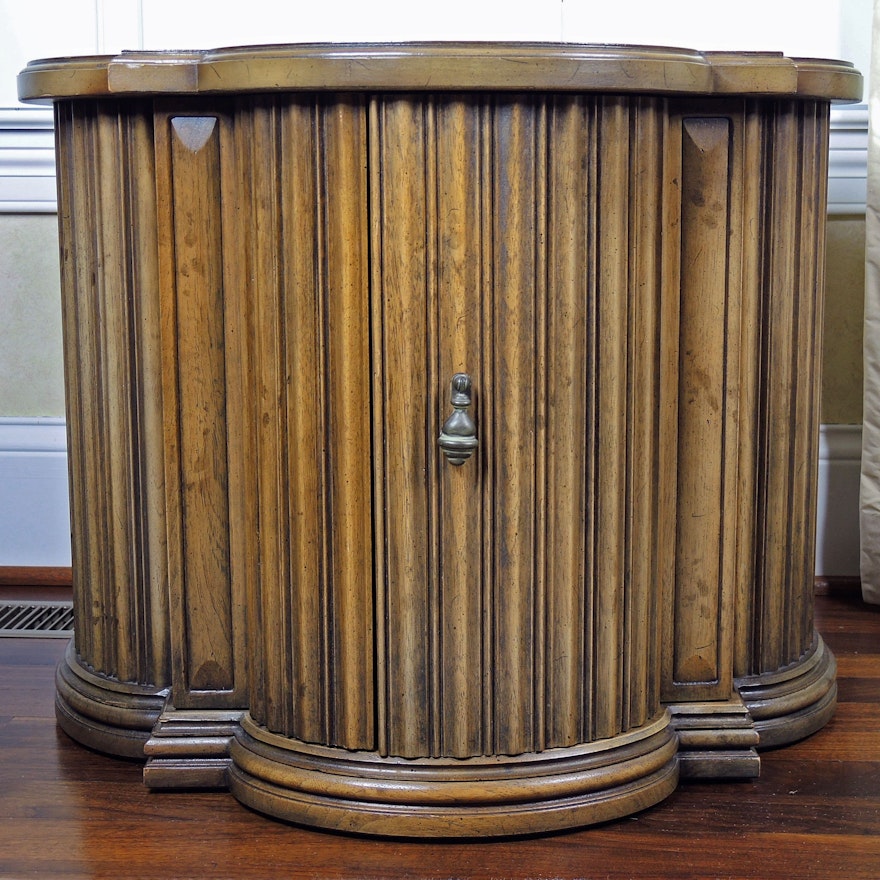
1,593,878,879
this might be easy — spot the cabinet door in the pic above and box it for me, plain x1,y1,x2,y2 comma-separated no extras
243,96,376,750
371,93,670,759
239,92,670,759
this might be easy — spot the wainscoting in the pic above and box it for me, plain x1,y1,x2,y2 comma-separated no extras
0,418,70,567
816,424,862,577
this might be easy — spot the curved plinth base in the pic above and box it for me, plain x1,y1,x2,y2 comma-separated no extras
54,641,168,760
228,713,680,837
735,633,837,750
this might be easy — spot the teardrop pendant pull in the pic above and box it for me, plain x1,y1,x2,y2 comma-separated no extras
438,373,478,466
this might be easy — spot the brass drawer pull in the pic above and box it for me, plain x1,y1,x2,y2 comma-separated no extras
438,373,478,466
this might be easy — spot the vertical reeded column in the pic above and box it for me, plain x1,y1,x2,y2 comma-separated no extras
489,95,542,757
435,98,490,759
732,101,836,746
748,100,829,674
55,100,169,689
53,100,171,757
244,96,374,750
592,97,629,741
370,95,437,758
621,98,666,733
543,95,594,749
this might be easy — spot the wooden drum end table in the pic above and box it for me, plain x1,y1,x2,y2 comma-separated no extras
19,43,862,837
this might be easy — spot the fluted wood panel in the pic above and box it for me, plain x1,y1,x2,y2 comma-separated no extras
433,98,488,759
55,101,169,688
245,97,374,750
370,96,438,758
732,102,765,682
489,96,542,757
543,96,594,749
52,93,835,732
743,100,829,677
661,100,831,698
620,98,665,732
365,94,667,758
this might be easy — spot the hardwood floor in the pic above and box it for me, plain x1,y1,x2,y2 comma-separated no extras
1,589,877,880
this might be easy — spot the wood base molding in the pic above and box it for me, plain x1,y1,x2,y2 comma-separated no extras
667,699,761,779
53,636,840,835
814,575,863,596
54,643,167,760
735,634,838,749
226,714,680,838
7,592,878,879
144,709,244,789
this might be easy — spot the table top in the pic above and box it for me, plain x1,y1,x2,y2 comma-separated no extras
18,42,863,103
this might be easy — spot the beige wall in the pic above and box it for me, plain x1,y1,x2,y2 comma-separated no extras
823,216,866,425
0,213,64,416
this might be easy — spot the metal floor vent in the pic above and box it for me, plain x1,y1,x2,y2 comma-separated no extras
0,600,74,638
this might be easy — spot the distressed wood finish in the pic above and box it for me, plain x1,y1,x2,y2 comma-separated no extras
156,109,246,709
734,100,838,747
667,113,739,702
52,100,170,757
245,95,375,750
20,43,862,837
365,93,667,759
222,93,678,834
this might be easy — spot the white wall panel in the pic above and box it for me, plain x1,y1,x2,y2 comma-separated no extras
816,425,862,577
561,0,846,55
0,0,97,105
0,419,70,566
140,0,562,47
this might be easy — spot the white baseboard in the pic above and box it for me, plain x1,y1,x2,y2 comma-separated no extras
0,419,863,576
0,418,70,566
816,424,862,578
